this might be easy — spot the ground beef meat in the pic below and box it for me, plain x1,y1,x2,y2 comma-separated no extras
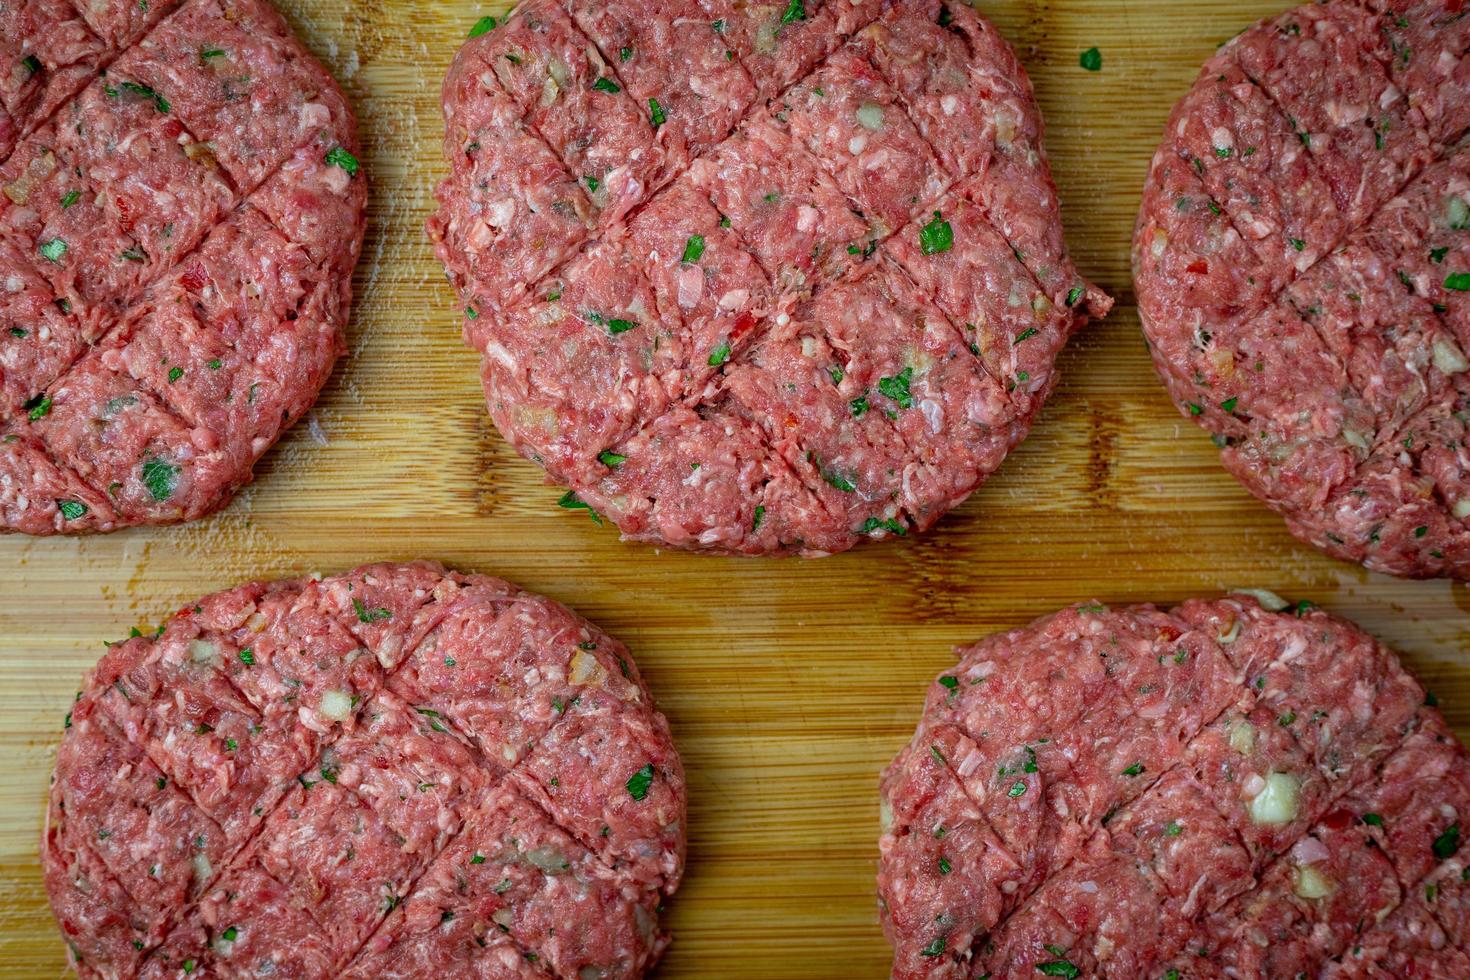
431,0,1109,557
0,0,366,535
1135,0,1470,579
43,562,687,979
877,593,1470,979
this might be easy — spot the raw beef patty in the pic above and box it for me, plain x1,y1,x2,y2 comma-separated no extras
878,593,1470,979
44,562,686,979
1135,0,1470,578
0,0,366,535
431,0,1110,557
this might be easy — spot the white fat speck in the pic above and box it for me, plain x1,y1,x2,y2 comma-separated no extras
848,133,869,155
1211,126,1234,151
919,398,943,433
307,414,329,446
717,288,750,310
940,94,959,116
485,341,517,371
5,274,23,293
485,199,516,228
796,205,820,233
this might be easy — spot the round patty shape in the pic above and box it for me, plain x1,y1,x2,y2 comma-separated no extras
878,594,1470,979
44,562,687,979
1135,0,1470,578
0,0,366,535
430,0,1110,557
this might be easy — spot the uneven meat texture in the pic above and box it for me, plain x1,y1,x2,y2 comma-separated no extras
877,597,1470,979
43,563,687,980
1135,0,1470,578
436,0,1106,557
0,0,365,536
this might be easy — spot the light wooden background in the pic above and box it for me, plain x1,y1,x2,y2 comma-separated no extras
3,1,1467,976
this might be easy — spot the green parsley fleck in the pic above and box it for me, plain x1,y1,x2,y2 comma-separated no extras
607,317,636,335
919,936,945,958
39,238,68,263
919,211,953,255
592,76,620,94
599,450,627,467
681,235,706,264
25,394,52,421
1007,780,1027,798
1433,823,1461,860
708,340,732,366
467,15,497,37
168,366,184,383
58,499,87,521
325,146,360,177
141,457,179,501
558,490,603,524
60,189,80,209
120,81,169,113
352,598,392,623
649,97,666,127
780,0,805,24
238,647,255,666
1121,762,1145,777
878,366,914,409
1079,47,1102,72
1066,286,1084,307
1444,272,1470,291
626,762,655,801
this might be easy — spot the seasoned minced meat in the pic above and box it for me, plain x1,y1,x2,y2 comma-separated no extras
0,0,366,535
43,562,687,979
1135,0,1470,578
878,593,1470,979
431,0,1109,557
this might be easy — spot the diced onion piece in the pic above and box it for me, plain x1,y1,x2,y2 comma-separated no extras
1294,864,1335,899
1228,720,1257,755
1151,229,1168,258
1217,619,1242,644
1447,194,1470,231
525,846,570,873
879,797,894,835
192,850,213,885
568,650,608,687
1455,498,1470,520
492,908,515,929
856,102,885,131
188,639,218,663
1232,588,1289,612
319,689,354,722
1433,337,1470,375
1249,771,1301,825
1342,428,1371,451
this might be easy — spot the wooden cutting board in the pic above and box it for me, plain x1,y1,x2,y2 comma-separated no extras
3,1,1468,976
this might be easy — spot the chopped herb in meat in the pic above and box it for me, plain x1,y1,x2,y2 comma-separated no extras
681,235,706,264
325,146,360,177
626,762,655,801
919,211,953,255
352,598,391,623
140,457,180,502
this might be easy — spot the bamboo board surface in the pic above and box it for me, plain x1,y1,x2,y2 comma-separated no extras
3,0,1469,976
